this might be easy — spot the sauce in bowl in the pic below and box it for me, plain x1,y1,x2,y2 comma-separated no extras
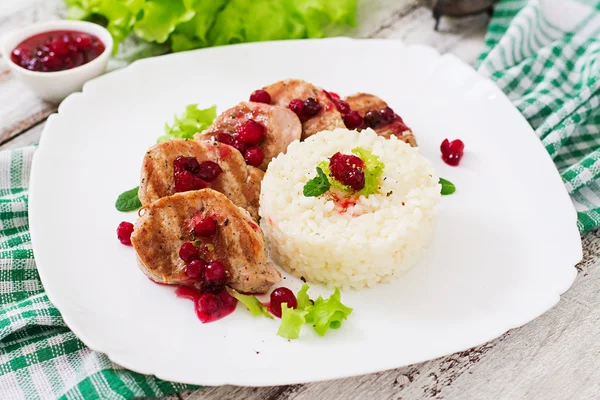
10,30,105,72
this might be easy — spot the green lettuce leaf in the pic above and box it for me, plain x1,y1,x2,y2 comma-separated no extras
306,288,353,336
133,0,195,43
352,147,385,197
158,104,216,142
277,304,308,340
296,284,312,310
65,0,358,53
230,290,273,319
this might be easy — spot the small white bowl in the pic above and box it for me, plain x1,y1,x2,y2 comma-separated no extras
0,20,113,103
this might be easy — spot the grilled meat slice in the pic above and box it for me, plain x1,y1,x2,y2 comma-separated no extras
263,79,345,140
139,139,263,220
345,93,417,146
196,101,301,170
131,189,281,294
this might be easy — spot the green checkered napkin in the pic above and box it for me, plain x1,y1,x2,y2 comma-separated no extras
477,0,600,232
0,147,196,398
1,1,599,398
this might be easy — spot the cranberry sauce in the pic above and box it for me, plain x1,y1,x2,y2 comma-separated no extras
11,30,105,72
175,286,237,323
214,119,266,167
173,156,222,193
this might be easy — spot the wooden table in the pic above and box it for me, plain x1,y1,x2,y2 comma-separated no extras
2,1,597,399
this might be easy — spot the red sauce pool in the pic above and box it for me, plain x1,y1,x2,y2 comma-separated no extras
11,30,105,72
175,286,237,323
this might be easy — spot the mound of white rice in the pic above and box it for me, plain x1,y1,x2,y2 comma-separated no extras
259,128,440,289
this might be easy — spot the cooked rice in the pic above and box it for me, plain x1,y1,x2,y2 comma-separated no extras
259,128,440,289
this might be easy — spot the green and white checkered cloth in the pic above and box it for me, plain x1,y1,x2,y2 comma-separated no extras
1,0,599,398
0,147,196,398
477,0,600,233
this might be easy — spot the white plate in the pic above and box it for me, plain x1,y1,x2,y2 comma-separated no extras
29,38,582,386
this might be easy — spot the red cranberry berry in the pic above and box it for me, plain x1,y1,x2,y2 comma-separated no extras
303,98,322,117
364,110,382,128
218,289,237,309
198,292,221,314
449,139,465,153
215,132,234,146
186,259,207,278
237,119,265,145
335,100,351,114
343,169,365,190
440,138,465,166
343,110,364,130
204,261,227,286
179,242,199,263
440,139,450,153
249,89,271,104
328,91,340,99
174,156,201,174
215,133,246,154
380,107,396,123
116,222,134,246
270,287,298,318
289,99,304,118
11,47,29,62
193,217,217,237
49,38,69,56
75,34,92,49
174,170,207,192
41,52,61,70
244,147,264,167
197,161,222,181
329,152,366,191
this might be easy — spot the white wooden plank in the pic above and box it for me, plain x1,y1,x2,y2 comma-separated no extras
0,120,43,150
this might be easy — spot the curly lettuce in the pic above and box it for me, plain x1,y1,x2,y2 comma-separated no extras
158,104,216,142
315,147,385,197
276,284,353,339
64,0,358,52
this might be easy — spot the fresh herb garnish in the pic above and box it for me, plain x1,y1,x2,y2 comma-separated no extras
305,287,353,336
115,186,142,212
308,148,385,197
276,284,352,340
351,147,384,197
277,305,309,340
230,290,273,319
158,104,217,142
303,167,331,197
439,177,456,195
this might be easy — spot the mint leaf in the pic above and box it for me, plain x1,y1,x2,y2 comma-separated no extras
439,178,455,195
230,290,273,319
115,186,141,212
277,304,308,340
303,167,331,197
